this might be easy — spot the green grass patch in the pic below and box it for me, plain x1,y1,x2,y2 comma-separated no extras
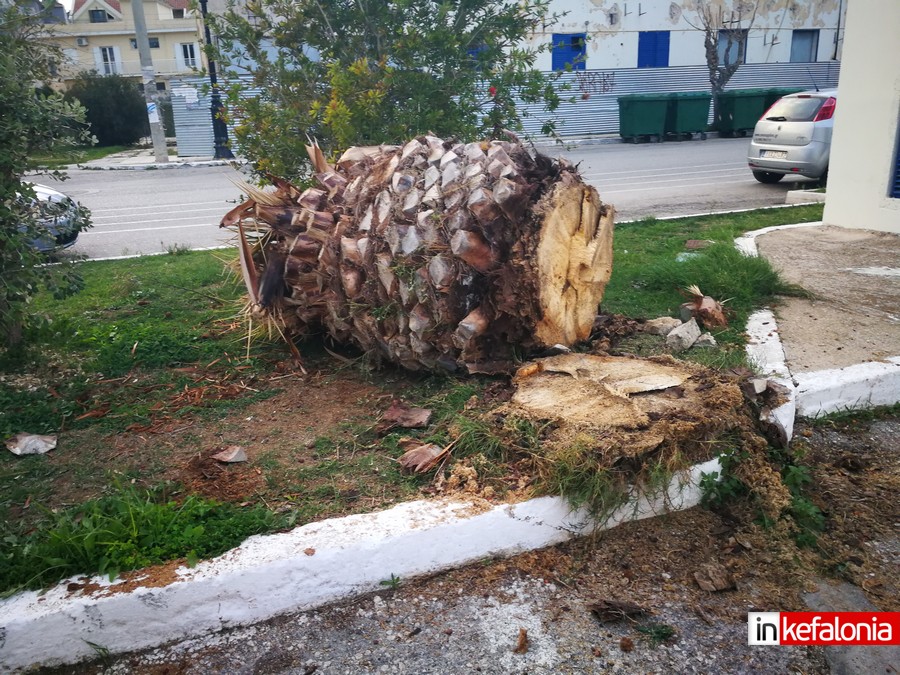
28,145,133,169
0,482,288,595
0,249,283,440
804,402,900,429
604,204,823,320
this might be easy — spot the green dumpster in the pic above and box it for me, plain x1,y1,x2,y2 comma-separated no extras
665,91,712,139
716,88,768,136
763,87,805,109
618,94,670,142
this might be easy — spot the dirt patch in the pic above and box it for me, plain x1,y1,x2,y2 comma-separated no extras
756,225,900,372
180,452,266,502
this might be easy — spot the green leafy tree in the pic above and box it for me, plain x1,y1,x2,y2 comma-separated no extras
66,72,150,146
1,0,92,347
209,0,565,181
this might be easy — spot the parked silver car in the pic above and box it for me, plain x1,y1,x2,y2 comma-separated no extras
747,89,836,184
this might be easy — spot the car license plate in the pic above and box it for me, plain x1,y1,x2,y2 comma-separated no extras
762,150,788,159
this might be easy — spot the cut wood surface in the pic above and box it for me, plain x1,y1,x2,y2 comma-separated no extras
220,136,615,372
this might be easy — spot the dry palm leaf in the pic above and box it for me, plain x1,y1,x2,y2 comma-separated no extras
397,440,449,474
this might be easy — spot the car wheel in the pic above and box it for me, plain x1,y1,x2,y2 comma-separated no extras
752,171,784,184
816,167,828,188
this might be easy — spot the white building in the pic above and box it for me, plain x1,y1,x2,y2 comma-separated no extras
822,0,899,233
530,0,845,71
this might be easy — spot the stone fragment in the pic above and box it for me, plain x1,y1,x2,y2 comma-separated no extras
694,332,718,348
641,317,682,336
665,318,700,352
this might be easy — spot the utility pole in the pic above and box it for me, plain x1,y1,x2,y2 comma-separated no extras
198,0,233,159
131,0,168,163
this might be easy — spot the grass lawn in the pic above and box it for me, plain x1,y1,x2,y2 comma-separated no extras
0,203,825,594
28,145,134,169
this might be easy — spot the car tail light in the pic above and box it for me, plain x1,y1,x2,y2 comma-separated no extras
814,97,836,121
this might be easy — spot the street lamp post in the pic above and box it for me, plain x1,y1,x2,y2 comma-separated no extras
198,0,233,160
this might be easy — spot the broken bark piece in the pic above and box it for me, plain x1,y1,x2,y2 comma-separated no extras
380,401,433,429
588,599,649,624
397,441,448,473
693,563,736,592
450,230,495,273
513,628,529,654
683,285,728,328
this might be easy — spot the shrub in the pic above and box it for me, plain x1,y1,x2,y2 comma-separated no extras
66,71,149,146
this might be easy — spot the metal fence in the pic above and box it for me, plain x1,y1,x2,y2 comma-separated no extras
171,61,841,153
518,61,841,137
169,78,215,157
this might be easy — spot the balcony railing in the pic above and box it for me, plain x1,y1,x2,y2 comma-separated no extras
61,57,201,78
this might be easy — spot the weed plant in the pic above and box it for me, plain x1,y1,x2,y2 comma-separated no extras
0,482,288,595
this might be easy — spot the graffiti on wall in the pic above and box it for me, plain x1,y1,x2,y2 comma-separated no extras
575,71,616,96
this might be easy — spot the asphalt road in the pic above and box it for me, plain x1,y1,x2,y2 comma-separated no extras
56,137,816,259
559,136,816,221
61,165,247,259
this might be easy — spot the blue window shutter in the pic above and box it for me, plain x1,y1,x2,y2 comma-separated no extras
638,31,669,68
892,129,900,198
552,33,586,71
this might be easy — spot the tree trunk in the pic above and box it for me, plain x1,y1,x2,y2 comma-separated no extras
222,136,614,373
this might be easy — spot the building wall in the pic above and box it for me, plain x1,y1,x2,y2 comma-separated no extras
52,0,204,87
529,0,845,71
822,0,900,233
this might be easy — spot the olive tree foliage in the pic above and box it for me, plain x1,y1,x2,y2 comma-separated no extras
686,0,759,128
0,0,92,347
208,0,566,181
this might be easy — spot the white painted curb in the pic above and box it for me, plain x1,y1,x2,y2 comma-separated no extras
795,358,900,417
0,458,720,672
738,222,900,424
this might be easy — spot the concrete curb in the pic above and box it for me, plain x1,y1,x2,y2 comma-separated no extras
794,358,900,417
784,189,826,205
738,222,900,425
75,159,241,171
0,459,719,671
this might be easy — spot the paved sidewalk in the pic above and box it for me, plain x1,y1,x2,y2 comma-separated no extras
76,147,237,171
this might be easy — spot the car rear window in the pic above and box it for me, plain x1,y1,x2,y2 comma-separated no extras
764,96,827,122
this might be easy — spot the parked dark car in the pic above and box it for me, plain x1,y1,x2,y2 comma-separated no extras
24,183,82,252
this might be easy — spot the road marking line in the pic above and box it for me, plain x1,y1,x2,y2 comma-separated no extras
88,200,234,214
582,166,746,181
600,178,758,195
80,223,222,235
91,207,228,222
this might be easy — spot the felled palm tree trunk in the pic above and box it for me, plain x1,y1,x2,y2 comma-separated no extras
221,136,614,373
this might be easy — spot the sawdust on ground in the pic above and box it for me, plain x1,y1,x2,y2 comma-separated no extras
756,225,900,372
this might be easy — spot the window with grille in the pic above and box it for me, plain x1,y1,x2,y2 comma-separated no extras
100,46,117,74
88,9,108,22
130,37,160,49
551,33,586,71
181,43,197,68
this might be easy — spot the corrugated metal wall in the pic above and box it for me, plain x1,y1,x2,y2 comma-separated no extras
172,62,841,150
169,77,216,157
519,61,841,137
